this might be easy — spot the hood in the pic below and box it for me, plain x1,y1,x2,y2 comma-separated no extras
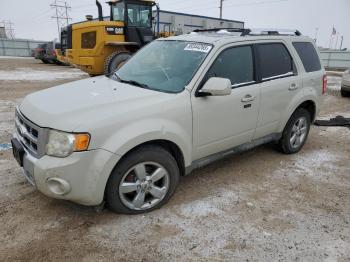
20,76,170,131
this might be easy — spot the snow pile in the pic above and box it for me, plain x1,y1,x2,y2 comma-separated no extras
0,68,87,81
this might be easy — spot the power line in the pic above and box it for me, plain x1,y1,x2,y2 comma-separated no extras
0,20,15,39
51,0,72,38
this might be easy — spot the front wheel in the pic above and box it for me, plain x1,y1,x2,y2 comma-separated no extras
106,146,180,214
278,108,311,154
104,51,131,76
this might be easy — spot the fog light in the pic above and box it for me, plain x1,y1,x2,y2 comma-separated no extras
47,178,71,195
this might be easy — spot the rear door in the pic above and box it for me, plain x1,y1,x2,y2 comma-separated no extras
292,41,324,97
192,44,261,160
254,41,303,139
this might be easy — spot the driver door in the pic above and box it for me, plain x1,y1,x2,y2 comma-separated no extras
191,45,261,160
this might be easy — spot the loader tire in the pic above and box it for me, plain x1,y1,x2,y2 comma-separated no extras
104,51,131,76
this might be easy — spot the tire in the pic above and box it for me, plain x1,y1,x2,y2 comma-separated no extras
106,145,180,214
341,88,350,97
104,51,131,76
278,108,311,154
41,59,50,64
53,60,63,65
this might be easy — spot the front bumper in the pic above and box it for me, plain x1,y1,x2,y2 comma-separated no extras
13,132,120,206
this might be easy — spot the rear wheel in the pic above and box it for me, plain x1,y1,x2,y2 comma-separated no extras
278,108,311,154
41,59,50,64
104,51,131,76
106,145,180,214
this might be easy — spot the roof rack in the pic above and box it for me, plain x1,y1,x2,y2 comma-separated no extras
192,28,302,37
193,28,252,36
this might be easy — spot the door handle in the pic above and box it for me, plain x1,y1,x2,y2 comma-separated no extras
241,94,255,103
289,83,299,91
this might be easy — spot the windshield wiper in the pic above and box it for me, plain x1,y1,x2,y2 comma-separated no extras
115,73,150,89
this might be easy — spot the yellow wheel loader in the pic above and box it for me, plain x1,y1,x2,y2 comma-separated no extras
60,0,158,76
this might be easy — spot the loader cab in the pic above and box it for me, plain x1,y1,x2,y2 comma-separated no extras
109,0,155,46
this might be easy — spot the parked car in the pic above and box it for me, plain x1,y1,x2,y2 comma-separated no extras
34,42,63,65
34,43,49,63
341,69,350,97
12,29,326,214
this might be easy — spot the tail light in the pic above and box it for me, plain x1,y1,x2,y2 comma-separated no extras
322,75,327,95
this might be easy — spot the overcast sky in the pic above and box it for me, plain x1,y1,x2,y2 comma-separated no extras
0,0,349,49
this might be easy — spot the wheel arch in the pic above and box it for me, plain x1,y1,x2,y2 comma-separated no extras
278,98,318,133
115,139,186,177
102,139,186,203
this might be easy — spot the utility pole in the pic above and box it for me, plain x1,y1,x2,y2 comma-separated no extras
0,20,15,39
334,33,339,50
314,27,319,44
340,36,344,50
219,0,224,19
51,0,72,38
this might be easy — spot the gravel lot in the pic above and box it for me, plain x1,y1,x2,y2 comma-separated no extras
0,58,349,261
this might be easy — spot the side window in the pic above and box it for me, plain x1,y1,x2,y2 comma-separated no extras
81,31,96,49
293,42,322,72
257,43,294,80
205,46,254,87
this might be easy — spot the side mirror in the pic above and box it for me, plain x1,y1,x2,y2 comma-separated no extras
198,77,232,97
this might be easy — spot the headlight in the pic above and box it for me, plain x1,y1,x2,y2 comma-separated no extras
46,130,90,157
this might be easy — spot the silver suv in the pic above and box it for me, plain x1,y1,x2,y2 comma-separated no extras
12,29,326,214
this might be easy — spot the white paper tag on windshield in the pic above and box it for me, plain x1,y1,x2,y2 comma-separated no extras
184,43,212,53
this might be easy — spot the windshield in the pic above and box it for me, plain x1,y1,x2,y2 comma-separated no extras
115,41,213,93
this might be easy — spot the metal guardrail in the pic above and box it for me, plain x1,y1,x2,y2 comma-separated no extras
0,38,47,57
320,50,350,70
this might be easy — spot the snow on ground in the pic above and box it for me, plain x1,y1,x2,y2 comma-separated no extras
0,68,88,81
0,56,33,59
0,143,11,151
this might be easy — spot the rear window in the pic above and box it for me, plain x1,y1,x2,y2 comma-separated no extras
293,42,321,72
257,43,294,80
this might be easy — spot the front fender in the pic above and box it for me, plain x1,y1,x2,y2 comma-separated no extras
100,118,192,167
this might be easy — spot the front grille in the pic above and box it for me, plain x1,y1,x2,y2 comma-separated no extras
15,108,47,158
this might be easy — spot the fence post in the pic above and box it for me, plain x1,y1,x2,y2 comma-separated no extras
0,39,3,56
27,40,31,57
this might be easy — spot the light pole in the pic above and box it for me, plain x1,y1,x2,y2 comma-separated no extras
219,0,224,19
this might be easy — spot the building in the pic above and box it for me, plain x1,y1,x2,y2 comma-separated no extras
153,10,244,36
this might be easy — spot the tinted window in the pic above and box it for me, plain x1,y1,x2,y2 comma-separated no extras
205,46,254,86
293,42,321,72
81,31,96,49
257,43,294,80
